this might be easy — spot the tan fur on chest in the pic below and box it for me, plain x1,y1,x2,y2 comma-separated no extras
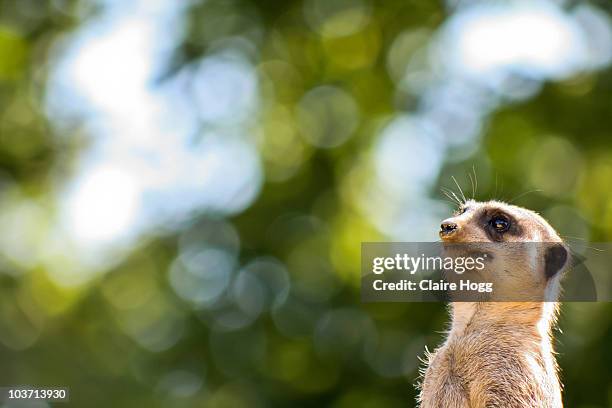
419,303,562,408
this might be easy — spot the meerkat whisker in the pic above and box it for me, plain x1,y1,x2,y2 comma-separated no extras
468,172,475,199
451,175,467,203
472,165,478,198
560,235,587,241
440,189,455,205
509,189,543,204
561,239,604,253
441,198,458,207
450,190,463,206
441,187,461,207
443,185,463,206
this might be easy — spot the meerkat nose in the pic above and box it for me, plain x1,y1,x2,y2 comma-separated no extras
440,220,458,237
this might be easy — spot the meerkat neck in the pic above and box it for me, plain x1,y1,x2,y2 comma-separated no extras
449,302,558,343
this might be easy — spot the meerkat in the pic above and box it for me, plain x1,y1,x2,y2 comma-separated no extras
418,199,569,408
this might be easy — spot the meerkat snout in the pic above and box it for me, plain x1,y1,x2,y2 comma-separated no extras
439,220,458,237
419,199,567,408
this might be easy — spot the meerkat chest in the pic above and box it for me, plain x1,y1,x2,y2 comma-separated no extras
421,331,561,408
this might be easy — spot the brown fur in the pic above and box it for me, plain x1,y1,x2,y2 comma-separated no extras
418,200,566,408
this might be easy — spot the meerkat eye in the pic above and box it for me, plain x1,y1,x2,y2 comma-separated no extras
489,215,510,232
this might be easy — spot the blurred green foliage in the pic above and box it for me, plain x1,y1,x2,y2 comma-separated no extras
0,0,611,407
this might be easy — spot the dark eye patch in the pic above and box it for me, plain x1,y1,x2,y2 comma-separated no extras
477,209,522,241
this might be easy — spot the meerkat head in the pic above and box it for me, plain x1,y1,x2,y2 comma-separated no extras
438,199,569,301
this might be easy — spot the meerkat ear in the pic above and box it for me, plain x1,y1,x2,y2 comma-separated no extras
544,244,568,279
